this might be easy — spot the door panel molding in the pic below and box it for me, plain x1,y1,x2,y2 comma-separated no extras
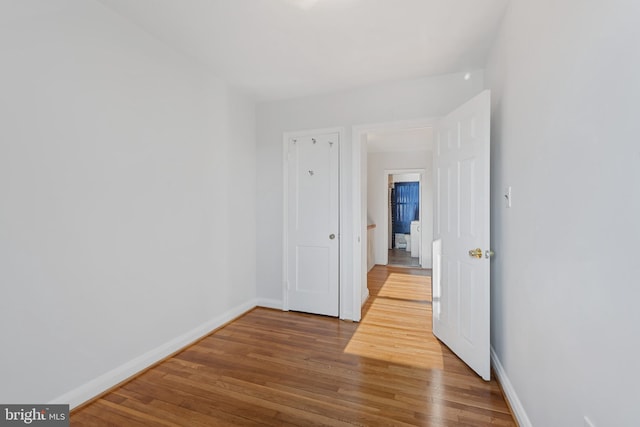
282,127,345,317
433,90,491,380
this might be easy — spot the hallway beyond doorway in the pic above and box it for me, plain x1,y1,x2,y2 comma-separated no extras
387,248,420,267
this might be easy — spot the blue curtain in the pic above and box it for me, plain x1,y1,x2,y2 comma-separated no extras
392,182,419,235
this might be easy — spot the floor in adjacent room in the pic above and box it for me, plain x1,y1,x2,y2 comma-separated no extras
71,265,515,426
388,247,421,267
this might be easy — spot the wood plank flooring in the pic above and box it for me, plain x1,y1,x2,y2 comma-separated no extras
71,265,515,426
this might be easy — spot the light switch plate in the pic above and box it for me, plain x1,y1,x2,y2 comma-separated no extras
504,186,512,208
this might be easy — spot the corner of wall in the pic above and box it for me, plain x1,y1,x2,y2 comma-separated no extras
255,299,283,310
361,287,370,305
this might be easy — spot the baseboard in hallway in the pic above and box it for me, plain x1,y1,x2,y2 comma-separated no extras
52,299,258,410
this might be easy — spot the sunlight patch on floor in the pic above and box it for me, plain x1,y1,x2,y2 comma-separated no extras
376,273,431,302
344,271,443,370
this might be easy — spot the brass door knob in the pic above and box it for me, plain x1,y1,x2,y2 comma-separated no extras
468,248,483,259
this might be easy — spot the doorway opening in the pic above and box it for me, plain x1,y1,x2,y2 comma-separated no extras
352,121,435,321
387,173,421,268
352,91,491,380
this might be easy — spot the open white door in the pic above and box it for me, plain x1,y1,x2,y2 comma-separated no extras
286,132,339,317
432,90,491,380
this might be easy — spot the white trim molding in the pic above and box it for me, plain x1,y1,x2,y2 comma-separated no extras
50,300,257,409
491,347,532,427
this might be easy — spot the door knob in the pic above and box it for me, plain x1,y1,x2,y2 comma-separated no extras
468,248,482,259
329,234,336,240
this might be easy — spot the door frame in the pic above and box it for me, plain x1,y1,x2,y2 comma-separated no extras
282,127,347,317
383,169,426,266
352,118,437,321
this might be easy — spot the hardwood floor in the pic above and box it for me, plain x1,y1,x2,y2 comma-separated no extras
71,266,515,426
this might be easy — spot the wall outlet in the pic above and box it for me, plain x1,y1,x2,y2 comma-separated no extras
584,416,596,427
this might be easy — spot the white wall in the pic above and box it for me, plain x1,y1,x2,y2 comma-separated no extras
256,71,484,315
485,0,640,426
366,228,376,272
392,173,421,183
368,152,433,267
0,0,256,406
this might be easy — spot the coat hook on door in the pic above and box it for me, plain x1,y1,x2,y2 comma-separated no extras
308,170,314,176
312,138,317,144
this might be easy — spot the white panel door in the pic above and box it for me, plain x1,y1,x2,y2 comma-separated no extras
287,133,339,317
432,90,491,380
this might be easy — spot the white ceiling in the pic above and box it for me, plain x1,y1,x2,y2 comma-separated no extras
97,0,509,101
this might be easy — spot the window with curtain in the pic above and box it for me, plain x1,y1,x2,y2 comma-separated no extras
391,182,419,238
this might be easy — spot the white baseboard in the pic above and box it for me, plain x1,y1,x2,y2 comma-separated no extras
256,298,359,321
50,299,256,409
255,298,283,310
491,347,532,427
